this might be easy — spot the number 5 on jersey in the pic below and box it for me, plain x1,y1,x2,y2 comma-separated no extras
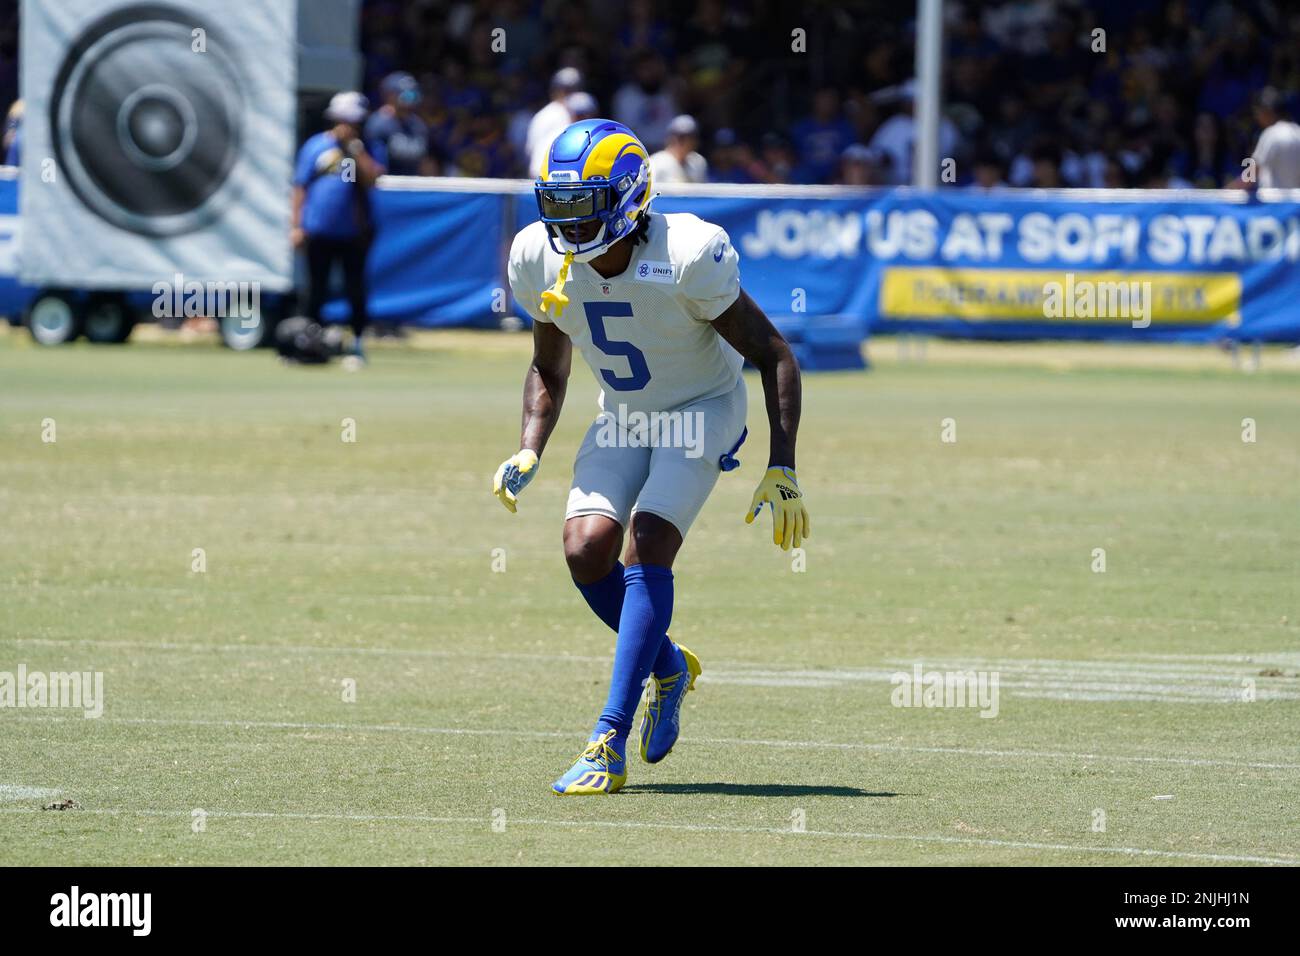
584,301,651,391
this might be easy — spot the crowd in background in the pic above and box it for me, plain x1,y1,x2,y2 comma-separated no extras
355,0,1300,187
1,0,1298,188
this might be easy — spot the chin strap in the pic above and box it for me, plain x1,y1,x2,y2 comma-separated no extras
540,250,575,318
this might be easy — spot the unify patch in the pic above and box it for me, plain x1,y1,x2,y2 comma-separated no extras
633,260,674,284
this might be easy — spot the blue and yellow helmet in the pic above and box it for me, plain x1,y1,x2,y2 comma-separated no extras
535,119,653,262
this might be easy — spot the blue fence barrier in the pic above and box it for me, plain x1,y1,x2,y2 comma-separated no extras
5,173,1299,348
379,179,1300,345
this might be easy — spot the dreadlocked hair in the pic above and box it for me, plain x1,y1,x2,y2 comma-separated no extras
630,211,653,246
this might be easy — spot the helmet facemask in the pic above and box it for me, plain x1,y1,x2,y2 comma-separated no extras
535,160,651,263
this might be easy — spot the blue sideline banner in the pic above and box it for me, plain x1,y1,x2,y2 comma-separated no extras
349,183,508,328
0,173,22,315
513,183,1300,343
857,189,1300,342
4,172,1300,342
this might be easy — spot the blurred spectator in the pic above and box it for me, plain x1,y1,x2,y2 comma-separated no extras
617,0,673,62
970,148,1006,189
1175,112,1234,188
612,50,677,153
837,144,889,186
292,92,382,362
364,72,436,176
708,128,758,184
3,97,19,167
790,88,857,184
868,80,960,185
650,114,708,184
526,67,583,177
680,0,749,131
1027,141,1063,188
1244,87,1300,188
566,91,598,123
758,132,796,184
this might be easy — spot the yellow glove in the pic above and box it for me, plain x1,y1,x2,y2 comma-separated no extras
492,449,540,513
745,465,810,550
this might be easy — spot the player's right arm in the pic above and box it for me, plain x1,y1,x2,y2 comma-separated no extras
494,233,573,513
519,319,572,457
493,321,571,513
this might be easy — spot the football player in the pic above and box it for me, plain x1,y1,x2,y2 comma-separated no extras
494,119,809,795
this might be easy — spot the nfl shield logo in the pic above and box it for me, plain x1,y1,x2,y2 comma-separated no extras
600,283,611,295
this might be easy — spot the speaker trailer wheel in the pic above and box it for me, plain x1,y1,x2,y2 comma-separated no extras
25,290,84,346
83,292,136,344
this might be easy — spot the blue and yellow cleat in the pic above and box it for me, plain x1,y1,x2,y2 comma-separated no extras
551,729,627,795
638,642,702,763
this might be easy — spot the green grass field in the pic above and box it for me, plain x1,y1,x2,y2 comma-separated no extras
1,327,1297,866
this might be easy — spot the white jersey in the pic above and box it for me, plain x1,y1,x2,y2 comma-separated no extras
1253,120,1300,188
649,149,709,184
508,212,744,415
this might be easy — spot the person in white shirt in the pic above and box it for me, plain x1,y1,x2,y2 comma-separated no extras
566,91,597,123
649,115,708,184
1248,87,1300,189
867,79,959,186
526,68,584,177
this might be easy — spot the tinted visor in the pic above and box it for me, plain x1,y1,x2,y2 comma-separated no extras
536,183,610,222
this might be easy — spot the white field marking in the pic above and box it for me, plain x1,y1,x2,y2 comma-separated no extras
0,585,466,605
11,636,1297,679
0,785,61,802
5,636,613,666
910,656,1300,675
0,805,1292,865
1012,691,1262,704
9,713,1300,770
6,637,1297,702
13,635,1298,678
1124,651,1300,667
879,657,1300,703
708,663,1290,683
698,660,1300,701
700,675,842,688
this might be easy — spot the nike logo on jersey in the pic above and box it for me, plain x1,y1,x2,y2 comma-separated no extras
713,242,727,262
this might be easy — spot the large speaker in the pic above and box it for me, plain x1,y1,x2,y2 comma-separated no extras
20,0,296,290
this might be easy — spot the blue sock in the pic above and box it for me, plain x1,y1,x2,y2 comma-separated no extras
575,562,682,676
595,563,674,742
575,562,625,632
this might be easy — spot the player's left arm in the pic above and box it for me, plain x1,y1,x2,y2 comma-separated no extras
711,289,810,550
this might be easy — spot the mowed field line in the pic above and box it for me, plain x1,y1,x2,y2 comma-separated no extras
0,805,1293,866
6,636,1300,702
8,713,1299,770
10,635,1300,676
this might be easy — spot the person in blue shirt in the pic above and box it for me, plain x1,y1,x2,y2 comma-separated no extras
364,72,436,176
3,99,21,166
789,88,857,184
292,91,383,362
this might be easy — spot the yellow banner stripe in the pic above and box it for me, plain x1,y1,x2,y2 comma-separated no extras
879,268,1241,325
